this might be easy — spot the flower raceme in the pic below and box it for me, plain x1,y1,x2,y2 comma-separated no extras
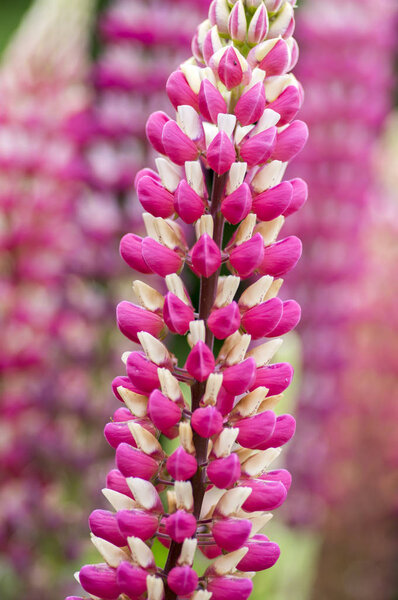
70,1,307,599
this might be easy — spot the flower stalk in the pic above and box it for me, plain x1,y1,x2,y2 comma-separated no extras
70,1,307,599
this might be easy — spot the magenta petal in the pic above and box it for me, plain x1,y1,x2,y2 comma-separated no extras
207,454,241,489
271,120,309,162
117,562,148,597
191,234,222,278
259,236,302,277
261,468,292,491
116,509,159,540
252,181,293,221
251,362,294,396
267,300,301,336
235,410,276,449
79,564,120,600
208,576,253,600
166,447,198,481
199,79,227,124
223,358,257,395
212,518,252,551
267,85,301,126
237,535,280,571
137,175,175,218
89,510,125,547
241,297,283,339
164,510,197,543
257,414,296,450
258,39,290,76
174,180,205,224
142,237,183,277
116,443,159,480
168,566,198,596
282,178,308,216
216,386,236,417
106,469,134,498
191,406,223,438
221,183,252,225
120,233,153,274
229,233,265,278
235,82,266,126
241,479,287,512
126,352,160,394
163,292,194,335
148,389,182,433
116,301,164,344
185,341,215,382
145,111,170,154
207,302,241,339
162,120,199,165
207,131,236,175
166,70,199,111
240,127,277,167
104,421,136,449
218,47,244,90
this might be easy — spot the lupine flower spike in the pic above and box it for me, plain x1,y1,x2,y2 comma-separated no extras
70,1,307,599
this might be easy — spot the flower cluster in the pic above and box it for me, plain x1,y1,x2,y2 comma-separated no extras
70,1,308,599
283,0,398,526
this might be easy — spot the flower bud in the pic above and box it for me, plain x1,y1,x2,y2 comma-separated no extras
167,447,198,481
89,510,125,547
116,443,159,480
209,0,230,34
207,131,236,175
116,562,148,597
282,177,308,216
228,1,247,42
199,79,227,125
116,302,164,344
168,566,198,596
79,564,120,600
241,297,283,339
116,509,159,540
217,47,246,90
207,576,253,600
251,362,294,396
207,453,241,489
142,238,183,277
191,234,222,278
167,70,199,111
271,120,309,162
162,121,199,165
104,422,137,449
248,4,268,44
267,299,301,336
249,38,290,76
236,535,280,571
261,468,292,491
146,111,170,154
186,341,215,382
268,2,294,39
235,410,276,449
222,358,257,395
164,510,197,543
229,233,265,278
106,469,134,498
259,236,302,277
240,127,277,167
221,183,252,225
137,176,175,219
174,179,205,224
256,413,296,450
119,233,153,274
268,85,301,126
252,181,293,221
126,352,160,395
241,479,287,512
212,518,252,551
148,389,182,434
191,406,223,438
235,82,266,126
208,302,241,339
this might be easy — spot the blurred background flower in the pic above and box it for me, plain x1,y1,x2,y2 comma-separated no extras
0,1,397,599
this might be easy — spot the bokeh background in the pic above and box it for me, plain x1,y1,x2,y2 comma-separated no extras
0,1,397,599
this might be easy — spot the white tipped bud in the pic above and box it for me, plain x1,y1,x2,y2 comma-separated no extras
147,575,165,600
128,422,163,457
242,448,282,477
250,512,273,535
255,215,285,246
189,320,206,344
213,427,239,458
158,368,182,403
217,113,237,138
203,122,219,147
231,387,269,418
180,63,203,94
126,478,160,511
216,487,252,516
143,212,158,240
117,386,148,418
178,538,198,566
175,481,194,511
252,161,286,193
177,105,202,141
167,490,177,513
258,393,283,412
234,213,257,246
179,422,195,454
127,537,155,569
203,373,223,406
226,161,247,194
90,535,128,568
185,161,206,197
155,157,182,192
102,488,136,511
229,0,247,42
200,487,227,520
235,124,255,146
121,351,131,365
133,280,164,312
253,108,281,134
222,333,252,366
215,276,240,308
239,275,274,309
165,274,190,304
154,217,181,249
246,338,283,367
263,278,283,301
268,2,294,39
196,214,214,239
138,332,169,366
265,73,299,103
212,547,249,574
